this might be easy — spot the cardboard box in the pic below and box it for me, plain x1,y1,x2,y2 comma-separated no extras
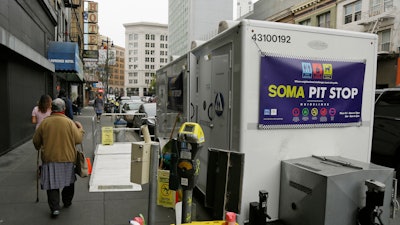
130,142,151,184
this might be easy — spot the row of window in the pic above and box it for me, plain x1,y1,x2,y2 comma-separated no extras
127,63,167,70
128,49,168,56
128,33,168,42
344,0,393,24
128,72,155,77
298,12,331,28
108,80,124,85
127,42,168,49
128,79,153,84
298,0,393,27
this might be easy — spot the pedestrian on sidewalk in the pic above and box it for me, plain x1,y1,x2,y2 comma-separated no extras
33,98,85,217
75,94,82,115
93,93,104,122
58,89,74,120
31,95,52,130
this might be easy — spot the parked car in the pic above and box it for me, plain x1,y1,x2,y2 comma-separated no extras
371,88,400,182
122,101,143,125
132,103,157,135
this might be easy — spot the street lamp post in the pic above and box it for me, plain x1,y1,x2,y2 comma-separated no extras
102,38,113,99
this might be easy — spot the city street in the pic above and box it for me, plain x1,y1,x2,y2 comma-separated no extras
0,107,210,225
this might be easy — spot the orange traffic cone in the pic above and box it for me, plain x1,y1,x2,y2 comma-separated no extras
86,158,92,175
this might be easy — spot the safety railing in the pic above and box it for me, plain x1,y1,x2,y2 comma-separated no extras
91,112,155,149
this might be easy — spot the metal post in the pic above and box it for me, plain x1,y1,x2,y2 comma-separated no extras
105,38,109,97
102,37,112,98
182,189,193,223
148,142,159,225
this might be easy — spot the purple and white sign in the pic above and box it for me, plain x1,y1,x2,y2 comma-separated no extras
258,55,366,129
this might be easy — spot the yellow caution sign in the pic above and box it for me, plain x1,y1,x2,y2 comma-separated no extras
102,127,114,145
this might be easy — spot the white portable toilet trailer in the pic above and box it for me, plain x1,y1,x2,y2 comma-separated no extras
156,20,388,224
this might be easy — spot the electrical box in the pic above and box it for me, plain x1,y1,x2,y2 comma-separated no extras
130,142,151,184
279,156,394,225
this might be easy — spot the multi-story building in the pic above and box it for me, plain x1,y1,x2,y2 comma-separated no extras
236,0,254,18
337,0,399,88
0,0,85,154
124,22,168,97
69,0,84,52
168,0,234,58
108,45,125,97
248,0,400,88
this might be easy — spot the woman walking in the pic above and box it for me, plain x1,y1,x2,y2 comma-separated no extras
31,95,52,130
33,98,85,217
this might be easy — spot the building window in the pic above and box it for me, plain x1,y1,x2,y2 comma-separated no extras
299,19,311,26
160,35,165,41
134,79,138,84
384,0,393,12
134,42,138,48
370,0,393,16
134,34,138,40
129,79,133,84
344,1,362,24
129,72,133,77
129,34,133,41
145,34,150,40
134,72,138,77
317,12,331,28
378,29,391,51
151,34,155,40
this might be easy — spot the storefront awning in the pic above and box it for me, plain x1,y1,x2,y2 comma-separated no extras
48,41,84,82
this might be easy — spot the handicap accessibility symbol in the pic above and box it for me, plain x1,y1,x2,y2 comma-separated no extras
214,93,224,117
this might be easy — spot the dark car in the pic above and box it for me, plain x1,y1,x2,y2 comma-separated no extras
133,103,157,136
371,88,400,181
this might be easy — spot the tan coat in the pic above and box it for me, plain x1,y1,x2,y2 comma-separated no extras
33,113,84,163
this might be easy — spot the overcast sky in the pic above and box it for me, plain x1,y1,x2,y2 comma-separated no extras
93,0,168,47
92,0,258,47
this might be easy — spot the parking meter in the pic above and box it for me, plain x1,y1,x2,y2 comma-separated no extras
169,122,204,223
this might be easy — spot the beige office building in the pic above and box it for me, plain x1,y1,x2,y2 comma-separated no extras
124,22,168,97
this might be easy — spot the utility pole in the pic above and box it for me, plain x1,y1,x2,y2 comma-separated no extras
102,37,113,100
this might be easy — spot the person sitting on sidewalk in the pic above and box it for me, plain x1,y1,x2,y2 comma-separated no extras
33,98,85,217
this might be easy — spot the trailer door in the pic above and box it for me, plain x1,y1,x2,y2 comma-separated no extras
210,44,231,150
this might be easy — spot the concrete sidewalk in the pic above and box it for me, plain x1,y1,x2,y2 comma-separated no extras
0,107,195,225
1,106,398,225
